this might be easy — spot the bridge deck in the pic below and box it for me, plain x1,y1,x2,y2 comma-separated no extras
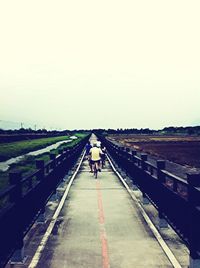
33,158,174,268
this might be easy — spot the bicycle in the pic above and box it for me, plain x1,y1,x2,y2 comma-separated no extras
93,162,98,179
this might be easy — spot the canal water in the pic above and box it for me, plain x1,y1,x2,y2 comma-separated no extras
0,136,77,172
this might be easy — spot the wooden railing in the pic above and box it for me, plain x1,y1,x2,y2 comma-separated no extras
0,135,89,267
98,135,200,265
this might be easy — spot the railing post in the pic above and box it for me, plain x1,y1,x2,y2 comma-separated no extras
9,172,26,264
63,148,68,159
131,150,137,164
50,153,56,169
141,154,147,170
156,160,168,228
9,171,22,203
187,173,200,268
140,154,149,204
130,150,138,190
125,148,130,160
36,160,46,223
36,160,45,181
157,160,166,183
123,147,130,175
58,149,64,162
119,147,125,171
115,146,121,167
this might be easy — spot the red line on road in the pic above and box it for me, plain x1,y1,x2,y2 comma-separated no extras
96,181,110,268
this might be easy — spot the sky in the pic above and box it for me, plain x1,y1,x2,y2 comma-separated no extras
0,0,200,130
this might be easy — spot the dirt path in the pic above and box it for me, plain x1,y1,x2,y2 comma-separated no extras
108,138,200,180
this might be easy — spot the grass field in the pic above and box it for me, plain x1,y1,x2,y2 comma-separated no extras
0,133,88,191
108,134,200,168
0,135,72,161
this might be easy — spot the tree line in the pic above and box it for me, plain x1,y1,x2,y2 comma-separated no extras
0,126,200,136
93,126,200,135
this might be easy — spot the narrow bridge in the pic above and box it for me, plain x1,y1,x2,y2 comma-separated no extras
1,134,199,268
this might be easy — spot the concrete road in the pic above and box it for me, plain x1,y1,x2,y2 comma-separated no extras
34,158,174,268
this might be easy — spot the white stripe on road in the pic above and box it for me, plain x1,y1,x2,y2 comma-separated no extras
28,151,86,268
107,155,182,268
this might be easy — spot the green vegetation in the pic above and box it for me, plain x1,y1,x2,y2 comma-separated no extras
0,133,88,192
0,155,37,190
0,135,70,161
74,133,88,138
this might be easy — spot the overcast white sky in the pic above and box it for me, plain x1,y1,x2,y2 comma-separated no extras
0,0,200,130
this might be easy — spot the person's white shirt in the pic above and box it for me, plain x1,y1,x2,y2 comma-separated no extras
96,141,101,148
